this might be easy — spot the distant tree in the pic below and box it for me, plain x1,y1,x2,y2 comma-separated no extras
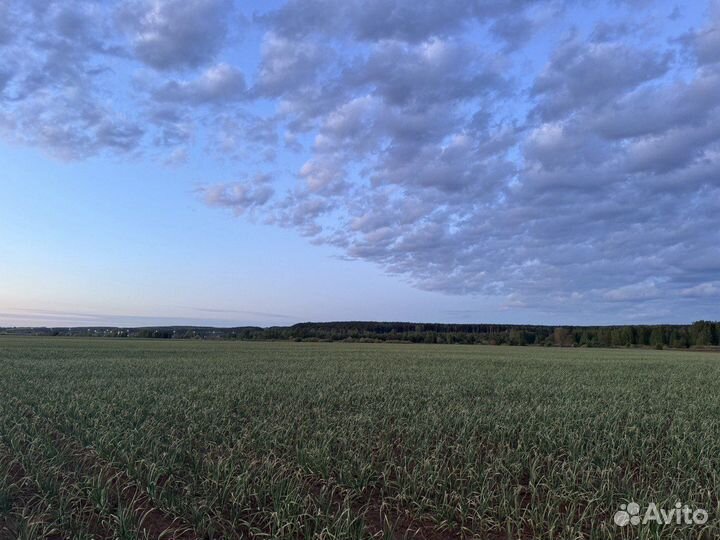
553,327,573,347
621,326,635,346
670,328,689,348
650,327,665,348
693,321,714,346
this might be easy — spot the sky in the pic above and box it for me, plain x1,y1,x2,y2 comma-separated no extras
0,0,718,328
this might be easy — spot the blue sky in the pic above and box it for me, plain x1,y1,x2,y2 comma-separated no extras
1,144,503,326
0,0,718,327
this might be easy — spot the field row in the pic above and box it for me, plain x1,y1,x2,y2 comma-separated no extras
2,337,720,539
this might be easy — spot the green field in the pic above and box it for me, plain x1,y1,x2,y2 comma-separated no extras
1,337,719,539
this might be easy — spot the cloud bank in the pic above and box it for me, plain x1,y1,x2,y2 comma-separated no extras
0,0,718,320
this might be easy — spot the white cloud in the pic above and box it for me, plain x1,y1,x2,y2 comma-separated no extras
680,282,720,298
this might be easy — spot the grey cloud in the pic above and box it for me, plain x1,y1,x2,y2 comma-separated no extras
253,32,329,97
351,40,509,107
695,27,720,65
163,147,188,165
0,0,244,158
603,279,664,302
262,0,537,43
299,157,349,195
277,38,514,201
260,0,471,42
255,0,342,40
0,5,11,46
625,113,720,174
122,0,233,70
590,21,643,42
95,120,145,152
490,14,537,52
591,68,720,140
4,3,122,100
372,134,515,194
206,4,719,321
532,39,672,120
211,112,279,162
0,1,145,157
687,1,720,65
0,88,145,159
0,70,11,94
153,64,246,104
523,122,614,172
270,193,334,237
150,107,194,147
49,3,124,55
200,176,274,216
680,282,720,298
347,0,475,43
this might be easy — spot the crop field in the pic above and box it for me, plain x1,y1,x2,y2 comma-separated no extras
1,338,720,539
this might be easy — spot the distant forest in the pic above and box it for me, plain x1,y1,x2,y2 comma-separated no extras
2,321,719,349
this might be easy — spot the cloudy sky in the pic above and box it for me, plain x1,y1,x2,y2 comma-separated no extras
1,0,718,327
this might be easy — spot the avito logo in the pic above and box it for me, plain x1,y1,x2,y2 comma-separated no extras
614,501,708,527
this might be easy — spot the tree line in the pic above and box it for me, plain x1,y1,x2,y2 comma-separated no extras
3,321,719,348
